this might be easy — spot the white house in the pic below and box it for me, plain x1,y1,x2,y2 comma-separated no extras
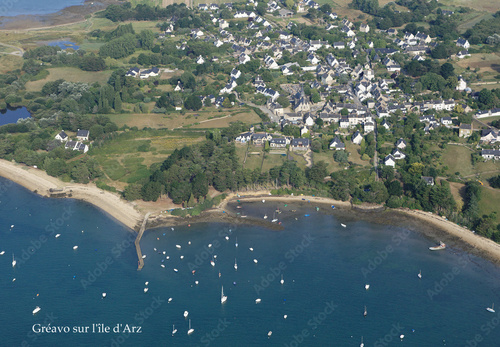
329,136,345,150
395,138,407,149
456,38,470,49
384,154,396,167
76,129,89,141
55,130,68,142
351,131,363,145
196,55,205,64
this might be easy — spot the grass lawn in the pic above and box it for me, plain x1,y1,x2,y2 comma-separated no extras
447,181,465,211
0,55,22,74
438,0,500,13
25,67,112,92
262,152,287,172
312,151,336,173
478,186,500,223
442,144,500,177
244,145,264,171
107,108,261,130
288,151,308,170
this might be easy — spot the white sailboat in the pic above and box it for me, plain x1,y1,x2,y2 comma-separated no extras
102,293,107,298
32,306,41,315
429,241,446,251
235,237,238,247
363,306,367,317
211,257,215,267
187,319,194,335
263,214,268,219
234,258,238,271
144,288,149,293
0,250,5,255
271,211,278,223
12,253,16,268
221,286,227,304
341,223,347,228
360,336,364,347
487,303,495,313
253,259,258,264
418,270,422,279
172,324,177,336
184,311,189,318
255,298,261,304
365,284,370,290
280,274,284,285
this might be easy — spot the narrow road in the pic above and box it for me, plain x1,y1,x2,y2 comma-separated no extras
0,42,24,56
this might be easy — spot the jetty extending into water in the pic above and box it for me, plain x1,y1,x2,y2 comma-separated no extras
135,212,151,271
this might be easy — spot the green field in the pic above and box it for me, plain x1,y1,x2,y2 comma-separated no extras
25,67,113,92
442,144,500,177
478,186,500,223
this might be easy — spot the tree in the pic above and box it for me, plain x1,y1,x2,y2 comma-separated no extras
123,183,142,201
71,163,90,184
277,96,290,108
440,62,455,79
184,95,202,111
142,181,162,201
138,30,155,50
306,161,328,184
334,150,348,163
114,92,122,112
311,90,321,103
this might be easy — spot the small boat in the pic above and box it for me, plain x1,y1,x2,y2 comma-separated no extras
263,215,268,219
162,251,166,255
208,243,212,248
142,255,147,259
486,303,495,313
221,286,227,304
12,254,16,268
235,238,238,248
180,256,184,259
0,250,4,255
255,298,261,304
234,259,238,271
161,264,165,268
176,245,181,249
331,205,335,209
154,248,157,252
188,241,191,245
280,275,284,285
173,268,178,273
225,236,229,241
218,271,221,278
341,223,347,228
400,335,405,340
429,241,446,251
145,281,149,286
363,306,367,317
32,306,41,315
268,331,272,337
262,199,265,203
10,224,14,228
187,319,194,335
184,311,189,318
271,218,278,223
253,259,258,264
315,207,319,211
284,314,287,319
360,336,364,347
55,234,61,238
418,270,422,279
166,256,170,260
304,214,310,217
73,245,78,250
144,288,148,293
249,247,254,251
168,298,173,303
365,284,370,290
172,324,177,336
102,293,106,298
211,257,215,267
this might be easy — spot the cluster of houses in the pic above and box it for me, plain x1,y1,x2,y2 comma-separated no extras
125,67,160,79
55,130,90,153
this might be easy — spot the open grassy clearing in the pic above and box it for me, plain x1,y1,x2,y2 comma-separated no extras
447,181,465,211
442,144,500,177
262,152,287,172
288,151,307,170
312,151,336,173
243,145,264,171
455,53,500,75
457,12,493,32
0,55,22,73
107,108,261,130
478,186,500,223
438,0,500,13
25,67,112,92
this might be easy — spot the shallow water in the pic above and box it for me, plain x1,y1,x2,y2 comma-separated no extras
0,0,84,17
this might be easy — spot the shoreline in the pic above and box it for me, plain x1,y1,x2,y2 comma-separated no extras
0,0,120,31
0,159,143,230
0,158,499,266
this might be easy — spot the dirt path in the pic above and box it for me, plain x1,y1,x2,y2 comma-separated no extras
0,42,24,56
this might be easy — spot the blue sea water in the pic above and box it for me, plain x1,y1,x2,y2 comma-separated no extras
1,177,500,346
0,107,31,126
0,0,84,17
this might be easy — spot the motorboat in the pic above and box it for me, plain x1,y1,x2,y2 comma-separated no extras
73,246,78,250
102,293,106,298
253,259,258,264
487,303,495,313
144,288,149,293
255,298,261,304
221,286,227,304
32,306,41,315
280,275,284,285
365,284,370,290
418,270,422,279
184,311,189,318
429,241,446,251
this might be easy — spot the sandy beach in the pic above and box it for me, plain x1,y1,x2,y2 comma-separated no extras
0,158,499,264
0,159,142,230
